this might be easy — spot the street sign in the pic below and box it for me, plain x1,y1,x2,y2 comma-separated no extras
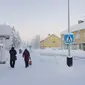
64,33,74,44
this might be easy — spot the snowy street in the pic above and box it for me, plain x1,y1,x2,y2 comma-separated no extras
0,0,85,85
0,50,85,85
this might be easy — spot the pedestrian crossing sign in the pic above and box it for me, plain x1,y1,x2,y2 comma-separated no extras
64,33,74,44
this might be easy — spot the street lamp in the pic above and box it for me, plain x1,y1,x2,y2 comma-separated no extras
67,0,73,67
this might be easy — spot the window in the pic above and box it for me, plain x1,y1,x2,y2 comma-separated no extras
0,37,3,43
6,36,9,39
75,33,80,39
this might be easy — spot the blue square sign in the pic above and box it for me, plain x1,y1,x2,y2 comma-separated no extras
64,33,74,44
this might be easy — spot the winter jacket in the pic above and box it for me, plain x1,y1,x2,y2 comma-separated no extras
9,47,17,61
23,49,30,61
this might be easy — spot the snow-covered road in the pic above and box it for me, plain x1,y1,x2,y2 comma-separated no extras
0,50,85,85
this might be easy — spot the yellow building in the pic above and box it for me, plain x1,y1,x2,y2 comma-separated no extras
61,20,85,50
40,34,61,48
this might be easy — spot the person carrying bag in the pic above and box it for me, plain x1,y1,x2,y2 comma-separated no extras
23,49,30,68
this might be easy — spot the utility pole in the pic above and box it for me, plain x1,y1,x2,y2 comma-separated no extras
68,0,70,56
67,0,73,67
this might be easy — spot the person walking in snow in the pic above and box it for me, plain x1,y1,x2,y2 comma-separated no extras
9,47,17,68
23,49,30,68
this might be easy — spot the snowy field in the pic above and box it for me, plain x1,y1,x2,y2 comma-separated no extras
0,48,85,85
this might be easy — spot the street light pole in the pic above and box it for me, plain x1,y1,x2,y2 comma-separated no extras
67,0,73,67
68,0,70,56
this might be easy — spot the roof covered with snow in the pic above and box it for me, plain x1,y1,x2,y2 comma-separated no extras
61,21,85,35
0,24,12,36
40,34,60,42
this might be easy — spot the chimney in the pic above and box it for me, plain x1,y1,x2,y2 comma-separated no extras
48,34,50,36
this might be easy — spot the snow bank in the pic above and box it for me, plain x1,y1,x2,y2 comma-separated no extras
35,48,85,58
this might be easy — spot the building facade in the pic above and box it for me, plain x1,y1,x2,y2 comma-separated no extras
40,34,61,48
61,20,85,50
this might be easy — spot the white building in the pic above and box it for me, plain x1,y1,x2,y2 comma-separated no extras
31,38,36,49
31,35,40,49
35,35,40,49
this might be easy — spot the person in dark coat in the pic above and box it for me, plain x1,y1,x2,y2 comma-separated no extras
23,49,30,68
9,47,17,68
19,49,22,54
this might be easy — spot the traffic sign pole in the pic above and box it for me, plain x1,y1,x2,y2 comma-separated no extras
67,0,73,67
68,0,70,56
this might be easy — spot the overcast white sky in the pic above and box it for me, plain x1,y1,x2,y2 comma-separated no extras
0,0,85,41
